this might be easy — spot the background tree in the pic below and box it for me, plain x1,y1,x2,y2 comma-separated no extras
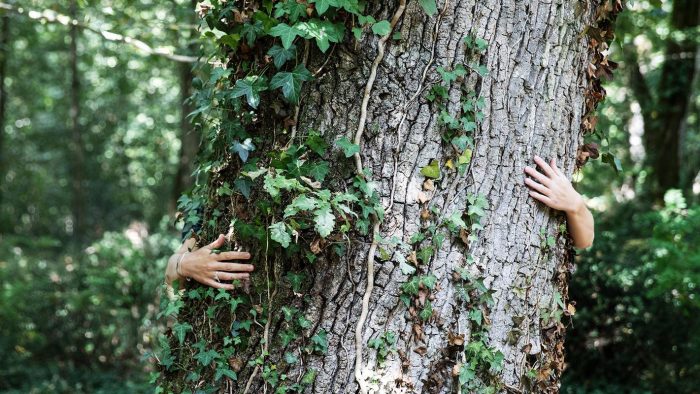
157,1,620,393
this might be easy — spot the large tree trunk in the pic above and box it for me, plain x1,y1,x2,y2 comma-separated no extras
161,1,619,393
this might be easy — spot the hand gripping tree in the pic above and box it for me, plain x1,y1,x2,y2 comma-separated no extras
156,1,621,393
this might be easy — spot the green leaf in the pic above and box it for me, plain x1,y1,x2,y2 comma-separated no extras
269,23,303,49
311,0,334,15
231,138,255,162
270,64,313,103
310,329,328,354
399,260,416,275
173,322,193,345
459,364,476,385
274,1,308,22
420,160,440,179
305,132,328,155
352,26,363,40
419,300,433,320
420,274,437,289
269,221,292,248
296,19,345,53
401,277,420,296
305,161,330,182
335,137,360,157
418,0,438,16
284,352,299,364
267,44,297,69
195,348,219,367
284,194,319,217
231,75,268,108
602,152,623,173
371,20,391,36
313,204,335,237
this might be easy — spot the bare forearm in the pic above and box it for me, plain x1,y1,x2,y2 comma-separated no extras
565,197,594,249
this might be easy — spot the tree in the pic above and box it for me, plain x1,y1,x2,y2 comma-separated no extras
622,0,700,197
68,0,86,240
0,11,9,226
158,1,621,393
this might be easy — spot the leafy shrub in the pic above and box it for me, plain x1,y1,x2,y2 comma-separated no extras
563,191,700,393
0,219,179,393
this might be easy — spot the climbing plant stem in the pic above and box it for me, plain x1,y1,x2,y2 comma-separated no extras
352,2,406,392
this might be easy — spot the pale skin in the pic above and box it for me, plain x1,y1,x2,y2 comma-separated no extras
164,234,254,289
524,155,595,249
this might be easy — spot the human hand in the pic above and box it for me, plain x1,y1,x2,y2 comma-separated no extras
178,234,254,290
524,156,584,214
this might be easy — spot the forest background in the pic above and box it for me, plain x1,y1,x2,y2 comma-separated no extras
0,0,698,393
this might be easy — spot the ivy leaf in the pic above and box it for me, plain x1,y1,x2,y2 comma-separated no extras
173,322,192,345
459,364,476,385
371,20,391,36
420,160,440,179
335,137,360,157
284,352,299,364
284,194,319,217
311,0,334,15
274,1,308,22
420,300,433,320
231,138,255,162
269,23,303,49
420,274,438,289
270,64,313,103
215,366,237,381
267,44,297,69
305,161,330,182
419,0,438,16
313,204,335,237
269,221,292,248
310,329,328,354
195,348,219,367
231,75,268,108
401,277,420,296
296,19,345,53
305,132,328,155
602,152,623,173
399,260,416,275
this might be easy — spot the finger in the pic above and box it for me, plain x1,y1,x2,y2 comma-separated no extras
525,178,551,196
524,166,552,186
550,158,563,176
205,234,225,250
529,191,552,205
216,272,251,281
214,251,251,261
203,279,234,290
212,262,255,272
533,156,556,178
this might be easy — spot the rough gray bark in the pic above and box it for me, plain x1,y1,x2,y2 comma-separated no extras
253,1,594,393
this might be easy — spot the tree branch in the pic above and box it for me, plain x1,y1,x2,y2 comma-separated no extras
0,2,198,63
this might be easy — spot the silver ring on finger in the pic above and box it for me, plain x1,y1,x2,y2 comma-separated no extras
214,272,220,282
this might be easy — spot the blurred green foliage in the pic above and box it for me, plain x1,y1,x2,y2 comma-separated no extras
563,0,700,393
0,0,196,391
0,222,179,393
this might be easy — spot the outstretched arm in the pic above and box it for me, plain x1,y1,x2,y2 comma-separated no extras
165,234,254,289
524,156,594,249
